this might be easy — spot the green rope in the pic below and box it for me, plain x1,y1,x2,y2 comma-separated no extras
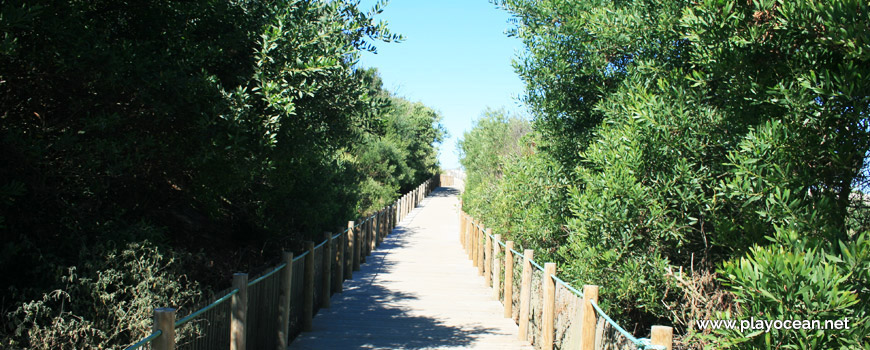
552,275,583,298
313,239,327,250
293,250,309,261
506,246,544,271
529,258,544,271
124,330,162,350
175,289,239,327
589,300,665,350
247,263,286,287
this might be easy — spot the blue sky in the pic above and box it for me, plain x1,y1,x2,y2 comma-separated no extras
357,0,526,169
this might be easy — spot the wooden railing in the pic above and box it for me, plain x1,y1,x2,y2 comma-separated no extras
459,210,675,350
126,176,440,350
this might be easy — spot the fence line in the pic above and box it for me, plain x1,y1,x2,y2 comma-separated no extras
459,210,674,350
124,176,440,350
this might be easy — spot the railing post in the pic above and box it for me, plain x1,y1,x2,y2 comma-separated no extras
504,241,515,318
543,263,557,350
360,218,367,264
231,273,248,350
353,220,362,271
459,212,465,249
376,210,382,245
518,249,534,341
492,234,501,300
484,228,493,286
468,220,480,267
322,233,332,308
367,215,373,252
371,214,378,251
346,221,354,279
153,308,176,350
465,217,473,258
335,229,344,292
579,285,599,350
651,326,673,350
277,252,294,349
303,241,315,331
477,227,485,276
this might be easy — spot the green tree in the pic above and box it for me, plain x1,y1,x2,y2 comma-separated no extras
487,0,870,347
1,1,444,348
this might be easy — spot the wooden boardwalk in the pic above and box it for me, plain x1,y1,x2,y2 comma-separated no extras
289,186,533,350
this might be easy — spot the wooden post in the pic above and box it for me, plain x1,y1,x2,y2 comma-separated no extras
335,229,345,292
277,252,293,349
303,241,315,331
460,213,466,249
376,210,382,245
367,216,373,255
579,285,599,350
353,220,362,271
492,234,501,300
466,217,473,258
371,214,378,251
504,241,515,318
384,205,396,232
321,233,332,308
360,219,367,264
345,221,354,279
518,249,534,341
484,228,493,286
477,227,485,276
651,326,673,350
231,273,248,350
469,218,475,261
471,220,479,265
153,308,176,350
542,263,557,350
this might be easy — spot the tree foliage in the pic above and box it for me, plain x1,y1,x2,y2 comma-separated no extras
458,0,870,347
0,1,442,347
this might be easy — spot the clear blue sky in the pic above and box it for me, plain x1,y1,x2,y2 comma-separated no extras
357,0,526,169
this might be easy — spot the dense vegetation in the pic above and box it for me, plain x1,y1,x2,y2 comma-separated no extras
460,0,870,348
0,1,443,348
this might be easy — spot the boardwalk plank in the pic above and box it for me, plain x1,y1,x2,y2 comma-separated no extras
289,186,533,350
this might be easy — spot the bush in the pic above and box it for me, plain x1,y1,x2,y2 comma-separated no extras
3,240,201,350
713,231,869,349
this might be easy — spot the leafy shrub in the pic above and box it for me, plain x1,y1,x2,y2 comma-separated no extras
713,231,869,349
4,240,201,349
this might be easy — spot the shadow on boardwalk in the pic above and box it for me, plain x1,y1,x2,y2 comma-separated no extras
426,187,460,198
291,200,504,349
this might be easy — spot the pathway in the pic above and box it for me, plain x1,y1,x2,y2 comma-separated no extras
289,186,533,350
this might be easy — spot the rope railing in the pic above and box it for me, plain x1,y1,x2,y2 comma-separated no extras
552,275,583,299
589,300,666,350
458,209,674,350
174,289,239,328
123,175,442,350
293,250,309,261
125,330,162,350
248,263,287,287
